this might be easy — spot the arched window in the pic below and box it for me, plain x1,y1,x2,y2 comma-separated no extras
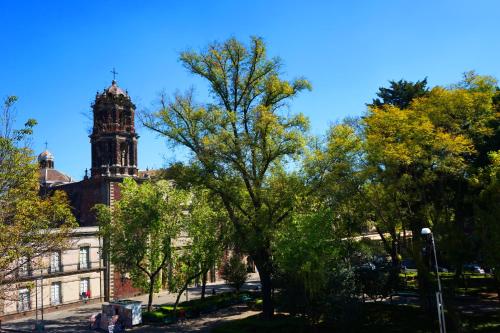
120,142,127,166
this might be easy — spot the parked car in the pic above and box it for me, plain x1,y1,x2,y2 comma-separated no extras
356,262,376,271
401,259,417,273
463,264,485,274
360,262,377,271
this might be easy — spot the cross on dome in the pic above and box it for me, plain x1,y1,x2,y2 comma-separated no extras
110,67,118,81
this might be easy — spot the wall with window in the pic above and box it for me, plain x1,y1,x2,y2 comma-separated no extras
1,227,104,317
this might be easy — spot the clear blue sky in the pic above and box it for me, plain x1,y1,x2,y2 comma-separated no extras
1,1,499,179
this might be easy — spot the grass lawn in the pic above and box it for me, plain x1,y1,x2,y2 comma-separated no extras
399,272,497,297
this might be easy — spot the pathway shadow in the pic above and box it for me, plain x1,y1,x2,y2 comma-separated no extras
3,315,93,333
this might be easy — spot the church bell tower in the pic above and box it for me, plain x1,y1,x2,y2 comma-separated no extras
90,80,138,178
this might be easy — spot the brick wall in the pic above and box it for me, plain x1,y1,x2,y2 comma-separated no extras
108,181,142,299
112,271,141,299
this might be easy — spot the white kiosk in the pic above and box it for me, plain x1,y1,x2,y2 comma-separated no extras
98,300,142,330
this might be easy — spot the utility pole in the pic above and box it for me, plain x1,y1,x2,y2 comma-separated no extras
421,227,446,333
34,269,45,332
35,278,38,323
40,269,44,321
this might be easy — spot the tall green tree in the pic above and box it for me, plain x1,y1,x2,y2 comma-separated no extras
143,37,311,318
96,178,188,311
364,78,429,269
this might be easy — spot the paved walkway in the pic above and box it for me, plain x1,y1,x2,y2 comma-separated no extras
2,274,260,333
129,305,258,333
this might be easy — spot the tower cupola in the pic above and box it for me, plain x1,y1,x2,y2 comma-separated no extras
90,80,138,178
38,150,55,169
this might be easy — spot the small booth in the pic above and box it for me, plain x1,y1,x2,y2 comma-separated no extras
97,300,142,331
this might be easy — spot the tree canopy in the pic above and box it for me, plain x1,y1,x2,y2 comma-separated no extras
96,178,188,311
369,78,429,109
143,37,311,318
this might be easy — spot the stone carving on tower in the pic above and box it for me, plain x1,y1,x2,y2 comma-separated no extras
90,80,138,178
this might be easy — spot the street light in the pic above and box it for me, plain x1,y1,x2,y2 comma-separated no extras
421,227,446,333
421,227,431,236
34,269,45,332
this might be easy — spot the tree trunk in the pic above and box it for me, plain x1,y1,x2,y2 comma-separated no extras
386,238,401,295
259,266,274,319
494,270,500,300
201,270,208,300
391,237,401,267
453,262,464,291
375,226,399,265
173,285,186,313
254,249,274,319
139,254,169,313
174,271,203,312
148,276,155,312
412,235,433,313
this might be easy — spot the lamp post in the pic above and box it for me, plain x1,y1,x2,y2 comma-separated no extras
40,269,44,322
421,227,446,333
34,269,45,332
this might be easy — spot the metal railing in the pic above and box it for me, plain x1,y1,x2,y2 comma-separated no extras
48,265,63,274
5,261,102,283
77,261,92,270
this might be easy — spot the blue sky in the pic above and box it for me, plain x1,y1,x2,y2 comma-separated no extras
1,1,499,179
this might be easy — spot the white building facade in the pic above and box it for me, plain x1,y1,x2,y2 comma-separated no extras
1,227,104,318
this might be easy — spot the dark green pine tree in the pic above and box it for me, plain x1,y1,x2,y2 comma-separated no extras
370,78,429,109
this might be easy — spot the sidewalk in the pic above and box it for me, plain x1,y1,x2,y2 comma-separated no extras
129,304,259,333
2,273,260,333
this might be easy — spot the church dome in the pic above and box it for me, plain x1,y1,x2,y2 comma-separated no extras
105,80,127,96
38,150,54,162
37,149,73,186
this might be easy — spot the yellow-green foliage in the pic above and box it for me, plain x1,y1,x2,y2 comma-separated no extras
0,96,76,300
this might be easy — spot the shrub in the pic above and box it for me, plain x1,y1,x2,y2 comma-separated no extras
220,255,249,292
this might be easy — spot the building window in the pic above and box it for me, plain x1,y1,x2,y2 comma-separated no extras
18,288,30,312
79,247,90,270
50,251,61,273
80,278,90,299
51,282,61,305
17,257,31,277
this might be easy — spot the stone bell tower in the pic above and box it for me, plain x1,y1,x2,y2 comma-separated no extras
90,80,138,178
